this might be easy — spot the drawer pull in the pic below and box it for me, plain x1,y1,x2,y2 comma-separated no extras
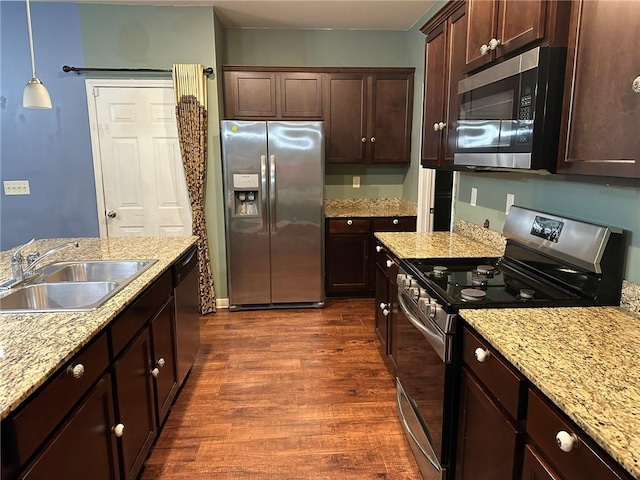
392,218,399,225
386,260,394,268
347,219,353,226
474,348,490,362
157,357,166,368
556,430,579,452
379,302,387,310
376,245,384,253
112,423,125,437
66,364,85,379
151,367,160,378
383,308,390,316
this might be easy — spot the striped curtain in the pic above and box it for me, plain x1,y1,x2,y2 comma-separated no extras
173,64,216,314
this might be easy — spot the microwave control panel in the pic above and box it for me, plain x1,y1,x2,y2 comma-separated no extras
516,94,533,145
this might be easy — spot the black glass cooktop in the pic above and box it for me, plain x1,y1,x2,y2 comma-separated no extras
402,257,583,308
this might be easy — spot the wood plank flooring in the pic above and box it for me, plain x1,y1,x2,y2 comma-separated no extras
140,298,421,479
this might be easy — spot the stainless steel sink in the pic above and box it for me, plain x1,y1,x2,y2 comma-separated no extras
0,282,119,313
37,260,156,283
0,259,158,313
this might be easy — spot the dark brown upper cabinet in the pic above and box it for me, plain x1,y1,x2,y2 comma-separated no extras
556,0,640,181
464,0,571,73
324,69,414,165
421,2,466,168
223,68,323,119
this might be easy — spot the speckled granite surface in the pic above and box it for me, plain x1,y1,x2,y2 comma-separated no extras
453,219,507,253
621,280,640,314
374,232,503,259
0,236,197,420
325,198,417,218
460,307,640,479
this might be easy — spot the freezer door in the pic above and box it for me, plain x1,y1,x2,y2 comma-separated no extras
221,121,271,306
267,122,324,304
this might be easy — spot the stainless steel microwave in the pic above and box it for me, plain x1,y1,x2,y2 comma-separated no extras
454,46,567,172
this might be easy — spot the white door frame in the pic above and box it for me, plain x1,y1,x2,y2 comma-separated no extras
85,78,175,237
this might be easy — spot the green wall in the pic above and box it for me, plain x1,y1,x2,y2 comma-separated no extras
79,4,229,298
455,173,640,283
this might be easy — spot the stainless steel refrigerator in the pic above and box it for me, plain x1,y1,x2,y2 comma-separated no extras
221,121,325,310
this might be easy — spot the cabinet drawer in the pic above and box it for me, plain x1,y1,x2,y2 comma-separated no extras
372,216,416,232
328,218,370,234
11,333,109,465
527,389,631,480
110,270,172,358
462,325,525,420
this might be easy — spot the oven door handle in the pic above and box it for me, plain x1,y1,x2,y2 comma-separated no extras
398,290,450,363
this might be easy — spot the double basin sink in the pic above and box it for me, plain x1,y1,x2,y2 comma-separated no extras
0,260,157,313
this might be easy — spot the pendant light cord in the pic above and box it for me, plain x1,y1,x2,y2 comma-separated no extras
25,0,37,78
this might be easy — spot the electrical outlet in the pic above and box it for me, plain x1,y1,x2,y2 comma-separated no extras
506,193,515,214
353,176,360,188
3,180,30,195
470,187,477,206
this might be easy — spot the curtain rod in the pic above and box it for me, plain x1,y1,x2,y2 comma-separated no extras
62,65,214,76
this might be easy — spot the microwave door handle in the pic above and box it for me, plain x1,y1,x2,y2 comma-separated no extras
398,290,449,363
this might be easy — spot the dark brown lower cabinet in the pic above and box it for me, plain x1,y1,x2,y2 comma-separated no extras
150,297,178,426
113,328,157,480
455,368,519,480
522,445,560,480
374,264,390,348
325,219,371,294
22,376,119,480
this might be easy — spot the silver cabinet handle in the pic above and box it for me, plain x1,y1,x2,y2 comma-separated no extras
474,348,489,362
480,44,489,55
361,137,367,143
488,38,501,50
347,219,353,226
633,76,640,93
151,368,160,378
438,122,446,131
386,260,393,268
556,431,579,452
376,245,384,253
370,137,376,143
433,122,440,131
392,218,399,225
112,423,125,437
157,357,166,368
107,210,116,218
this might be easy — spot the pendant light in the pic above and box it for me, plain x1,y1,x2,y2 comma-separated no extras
22,0,51,109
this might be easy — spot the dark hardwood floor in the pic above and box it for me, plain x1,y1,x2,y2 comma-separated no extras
140,298,421,479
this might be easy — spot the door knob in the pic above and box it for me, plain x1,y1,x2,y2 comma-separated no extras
361,137,367,143
107,210,117,218
370,137,376,143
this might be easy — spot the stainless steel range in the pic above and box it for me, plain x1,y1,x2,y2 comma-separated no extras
394,206,626,480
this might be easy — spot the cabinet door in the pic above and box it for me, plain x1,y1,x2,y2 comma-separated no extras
113,328,156,480
224,71,277,118
374,265,390,351
444,5,467,164
388,278,398,368
325,233,370,293
496,0,546,56
324,74,367,164
280,72,323,118
557,0,640,179
422,22,447,168
465,0,498,72
369,74,413,164
150,297,178,426
455,368,519,480
22,376,119,480
522,445,560,480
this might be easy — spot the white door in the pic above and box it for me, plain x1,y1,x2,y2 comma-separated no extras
87,80,192,237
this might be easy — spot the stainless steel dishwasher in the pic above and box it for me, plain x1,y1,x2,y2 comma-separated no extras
173,245,200,386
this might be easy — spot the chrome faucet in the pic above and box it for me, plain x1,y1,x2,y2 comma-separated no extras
2,239,79,289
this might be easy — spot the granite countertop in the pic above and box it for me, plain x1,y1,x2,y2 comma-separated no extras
324,198,417,218
375,231,504,259
0,236,198,420
460,307,640,479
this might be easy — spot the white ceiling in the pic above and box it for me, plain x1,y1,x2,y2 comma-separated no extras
49,0,436,30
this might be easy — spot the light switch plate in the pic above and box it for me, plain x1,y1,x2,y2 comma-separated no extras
3,180,30,195
353,176,360,188
470,187,477,206
506,193,515,214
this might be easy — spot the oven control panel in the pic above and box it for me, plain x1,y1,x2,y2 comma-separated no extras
397,271,456,334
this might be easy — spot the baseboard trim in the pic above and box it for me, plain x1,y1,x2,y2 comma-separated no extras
216,298,229,309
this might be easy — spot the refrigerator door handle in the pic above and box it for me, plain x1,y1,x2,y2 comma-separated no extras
269,154,277,232
260,154,268,231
